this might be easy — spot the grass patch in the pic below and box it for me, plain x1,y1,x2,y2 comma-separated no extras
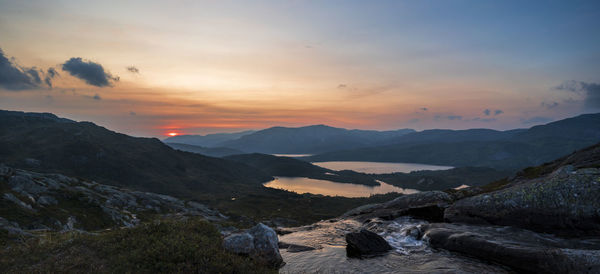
0,218,276,273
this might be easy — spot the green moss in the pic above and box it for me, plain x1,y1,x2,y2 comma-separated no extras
0,218,276,273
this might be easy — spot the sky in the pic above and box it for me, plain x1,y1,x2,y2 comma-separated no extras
1,0,599,137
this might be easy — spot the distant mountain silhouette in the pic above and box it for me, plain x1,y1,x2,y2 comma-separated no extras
307,113,600,170
0,110,271,198
164,130,255,147
165,142,245,157
215,125,415,154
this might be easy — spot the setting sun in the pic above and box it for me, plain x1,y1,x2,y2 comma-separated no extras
167,132,178,137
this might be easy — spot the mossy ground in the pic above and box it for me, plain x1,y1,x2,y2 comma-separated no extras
0,218,276,273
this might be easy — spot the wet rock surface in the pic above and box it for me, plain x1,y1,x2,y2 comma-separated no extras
422,223,600,273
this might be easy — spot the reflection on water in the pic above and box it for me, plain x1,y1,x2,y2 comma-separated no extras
263,177,418,198
312,161,453,174
272,154,313,157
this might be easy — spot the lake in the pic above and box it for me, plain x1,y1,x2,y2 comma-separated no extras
272,153,313,157
312,161,453,174
263,177,419,198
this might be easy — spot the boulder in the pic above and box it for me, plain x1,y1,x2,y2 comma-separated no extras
223,232,255,255
422,223,600,273
445,168,600,236
223,223,283,267
345,229,392,258
248,223,283,267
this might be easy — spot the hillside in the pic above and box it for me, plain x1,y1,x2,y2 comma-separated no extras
164,130,255,147
165,142,245,157
217,125,415,154
0,110,272,199
225,153,378,185
307,113,600,170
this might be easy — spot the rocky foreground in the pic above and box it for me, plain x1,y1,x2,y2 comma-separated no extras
277,144,600,273
0,164,224,235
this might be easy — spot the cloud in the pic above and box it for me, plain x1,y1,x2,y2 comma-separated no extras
62,57,119,87
556,80,600,109
420,107,428,111
44,67,59,87
83,93,102,100
521,116,553,124
129,111,137,116
0,48,44,90
473,117,497,122
447,115,462,120
126,66,139,73
484,108,503,116
541,101,559,109
337,84,347,89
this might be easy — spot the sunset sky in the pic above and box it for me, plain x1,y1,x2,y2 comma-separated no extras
1,0,599,137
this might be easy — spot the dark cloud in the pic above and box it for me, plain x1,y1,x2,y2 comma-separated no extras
447,115,462,120
521,116,553,124
0,48,43,90
129,111,137,116
62,57,119,87
541,101,559,109
44,67,59,87
126,66,139,73
556,80,600,109
473,117,497,122
337,84,347,89
93,94,101,100
484,108,503,116
420,107,428,111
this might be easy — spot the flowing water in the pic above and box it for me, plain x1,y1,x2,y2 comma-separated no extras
264,177,419,198
278,217,509,273
312,161,453,174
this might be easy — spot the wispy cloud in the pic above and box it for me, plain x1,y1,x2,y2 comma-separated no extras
556,80,600,109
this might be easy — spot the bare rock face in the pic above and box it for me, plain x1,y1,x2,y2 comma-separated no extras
343,191,454,222
422,223,600,273
345,229,392,258
223,223,283,268
445,167,600,236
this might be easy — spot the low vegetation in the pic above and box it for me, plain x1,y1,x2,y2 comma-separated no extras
0,218,276,273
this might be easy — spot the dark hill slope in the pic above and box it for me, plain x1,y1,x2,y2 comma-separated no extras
0,110,271,198
218,125,414,154
165,142,245,157
308,113,600,170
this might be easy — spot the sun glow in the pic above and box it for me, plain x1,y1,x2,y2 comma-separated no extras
167,132,178,137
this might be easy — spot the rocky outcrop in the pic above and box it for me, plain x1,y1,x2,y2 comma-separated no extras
345,229,392,258
0,165,225,232
445,167,600,236
422,223,600,273
343,191,453,222
223,223,283,267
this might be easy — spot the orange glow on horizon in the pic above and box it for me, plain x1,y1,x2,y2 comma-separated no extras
167,132,178,137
